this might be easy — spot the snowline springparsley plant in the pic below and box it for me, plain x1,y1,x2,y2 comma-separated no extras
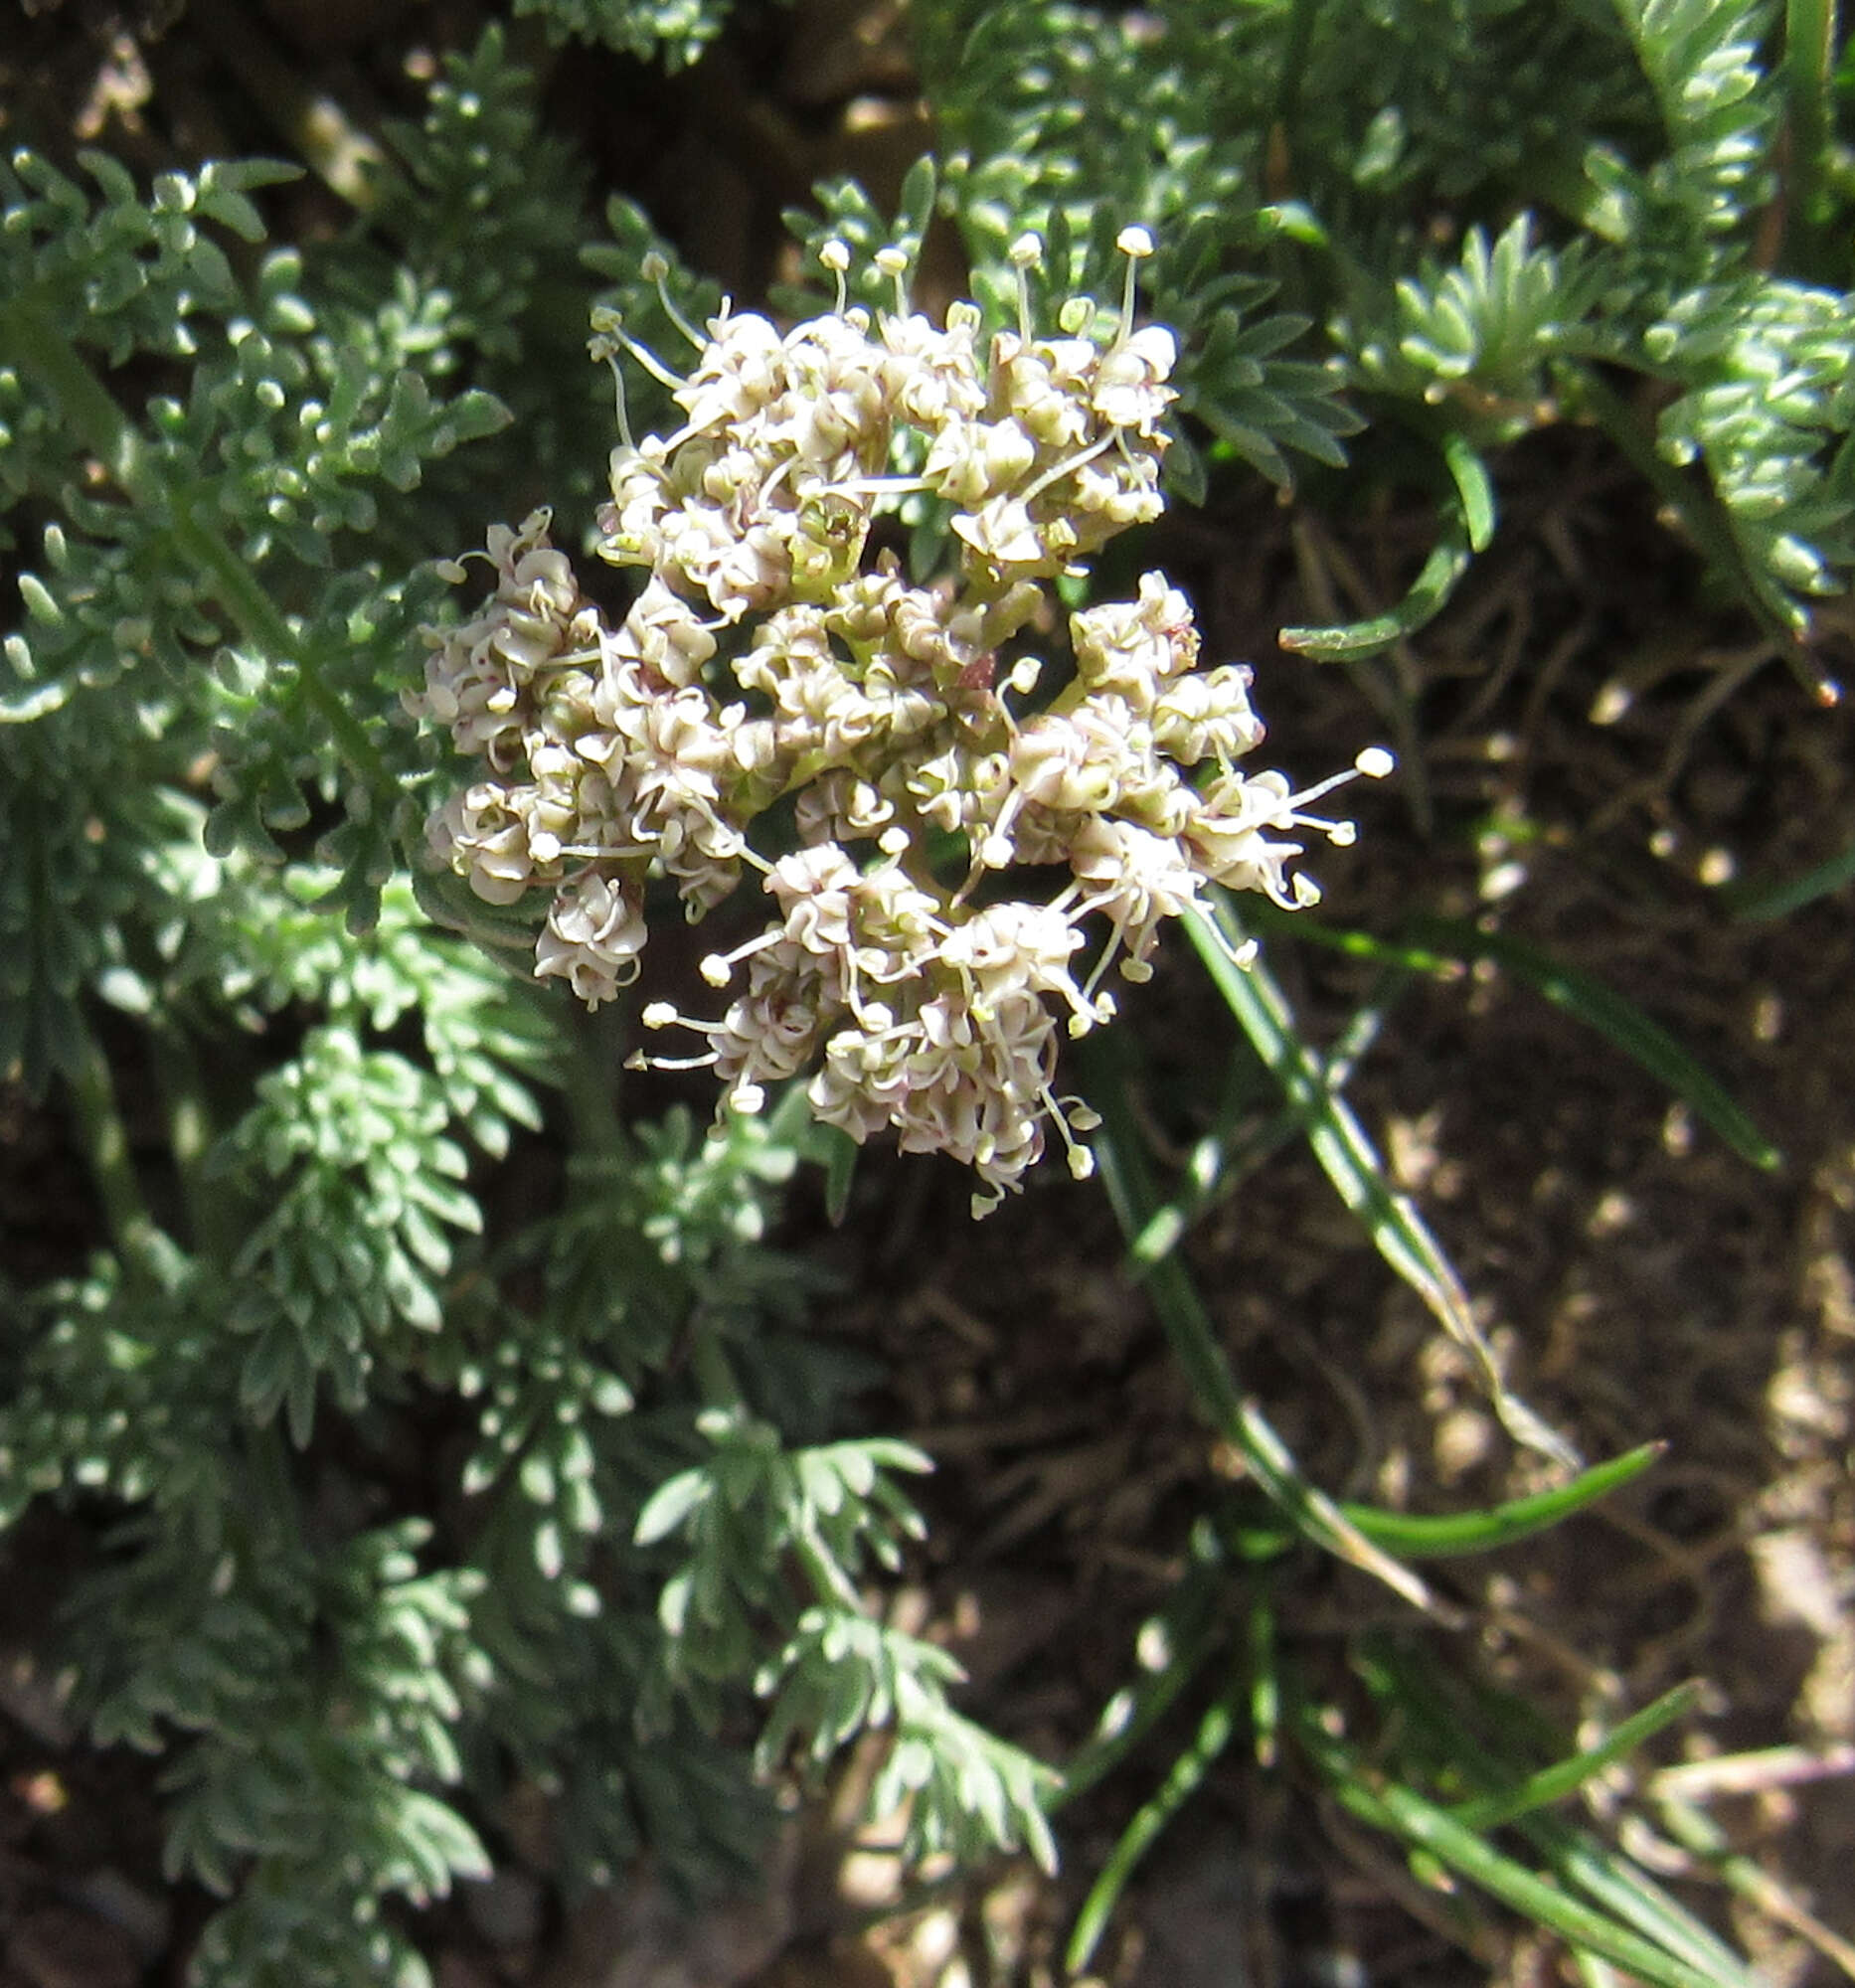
413,227,1392,1213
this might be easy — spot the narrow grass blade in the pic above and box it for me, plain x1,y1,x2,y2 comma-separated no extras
1279,496,1472,658
1532,1818,1759,1986
1225,1443,1663,1562
1127,977,1404,1270
1300,1717,1745,1988
1187,897,1577,1469
1726,835,1855,922
1344,1443,1663,1558
1090,1044,1444,1614
1252,901,1776,1170
1249,907,1773,1169
1441,429,1497,551
1246,1591,1280,1767
1371,1646,1756,1985
1407,915,1780,1171
1657,1792,1855,1980
1449,1680,1703,1831
1058,1550,1227,1807
1783,0,1840,273
1066,1685,1241,1976
1243,901,1460,975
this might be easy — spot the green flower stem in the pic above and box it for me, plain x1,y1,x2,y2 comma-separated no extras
0,295,148,490
1084,1032,1442,1615
1783,0,1839,271
65,1018,165,1287
244,1422,304,1549
148,1023,239,1263
0,293,394,795
690,1314,745,1411
539,986,626,1159
1064,1681,1242,1976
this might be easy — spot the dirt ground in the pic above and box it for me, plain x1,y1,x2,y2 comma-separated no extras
3,5,1853,1987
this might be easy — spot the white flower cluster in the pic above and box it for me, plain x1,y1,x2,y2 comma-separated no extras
412,230,1389,1215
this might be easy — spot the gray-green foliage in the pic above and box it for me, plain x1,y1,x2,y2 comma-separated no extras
512,0,744,68
0,29,1054,1987
0,4,1843,1982
917,0,1855,644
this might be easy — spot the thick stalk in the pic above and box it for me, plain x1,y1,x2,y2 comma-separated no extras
65,1019,166,1288
556,995,628,1159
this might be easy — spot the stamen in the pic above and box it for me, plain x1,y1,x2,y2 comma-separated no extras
624,1048,721,1072
839,473,933,499
595,309,686,393
970,784,1026,880
589,327,636,447
700,928,785,985
1204,923,1260,975
1008,233,1043,343
1263,746,1394,830
819,239,851,316
435,541,507,582
1114,225,1155,348
634,1000,732,1058
1017,430,1115,509
1078,913,1130,1012
640,250,706,351
874,245,911,319
1038,1078,1095,1180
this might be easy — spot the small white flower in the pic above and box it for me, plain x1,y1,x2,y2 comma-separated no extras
537,871,647,1007
1092,325,1178,432
421,228,1388,1216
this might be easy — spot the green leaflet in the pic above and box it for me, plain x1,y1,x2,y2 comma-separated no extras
1278,496,1475,658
